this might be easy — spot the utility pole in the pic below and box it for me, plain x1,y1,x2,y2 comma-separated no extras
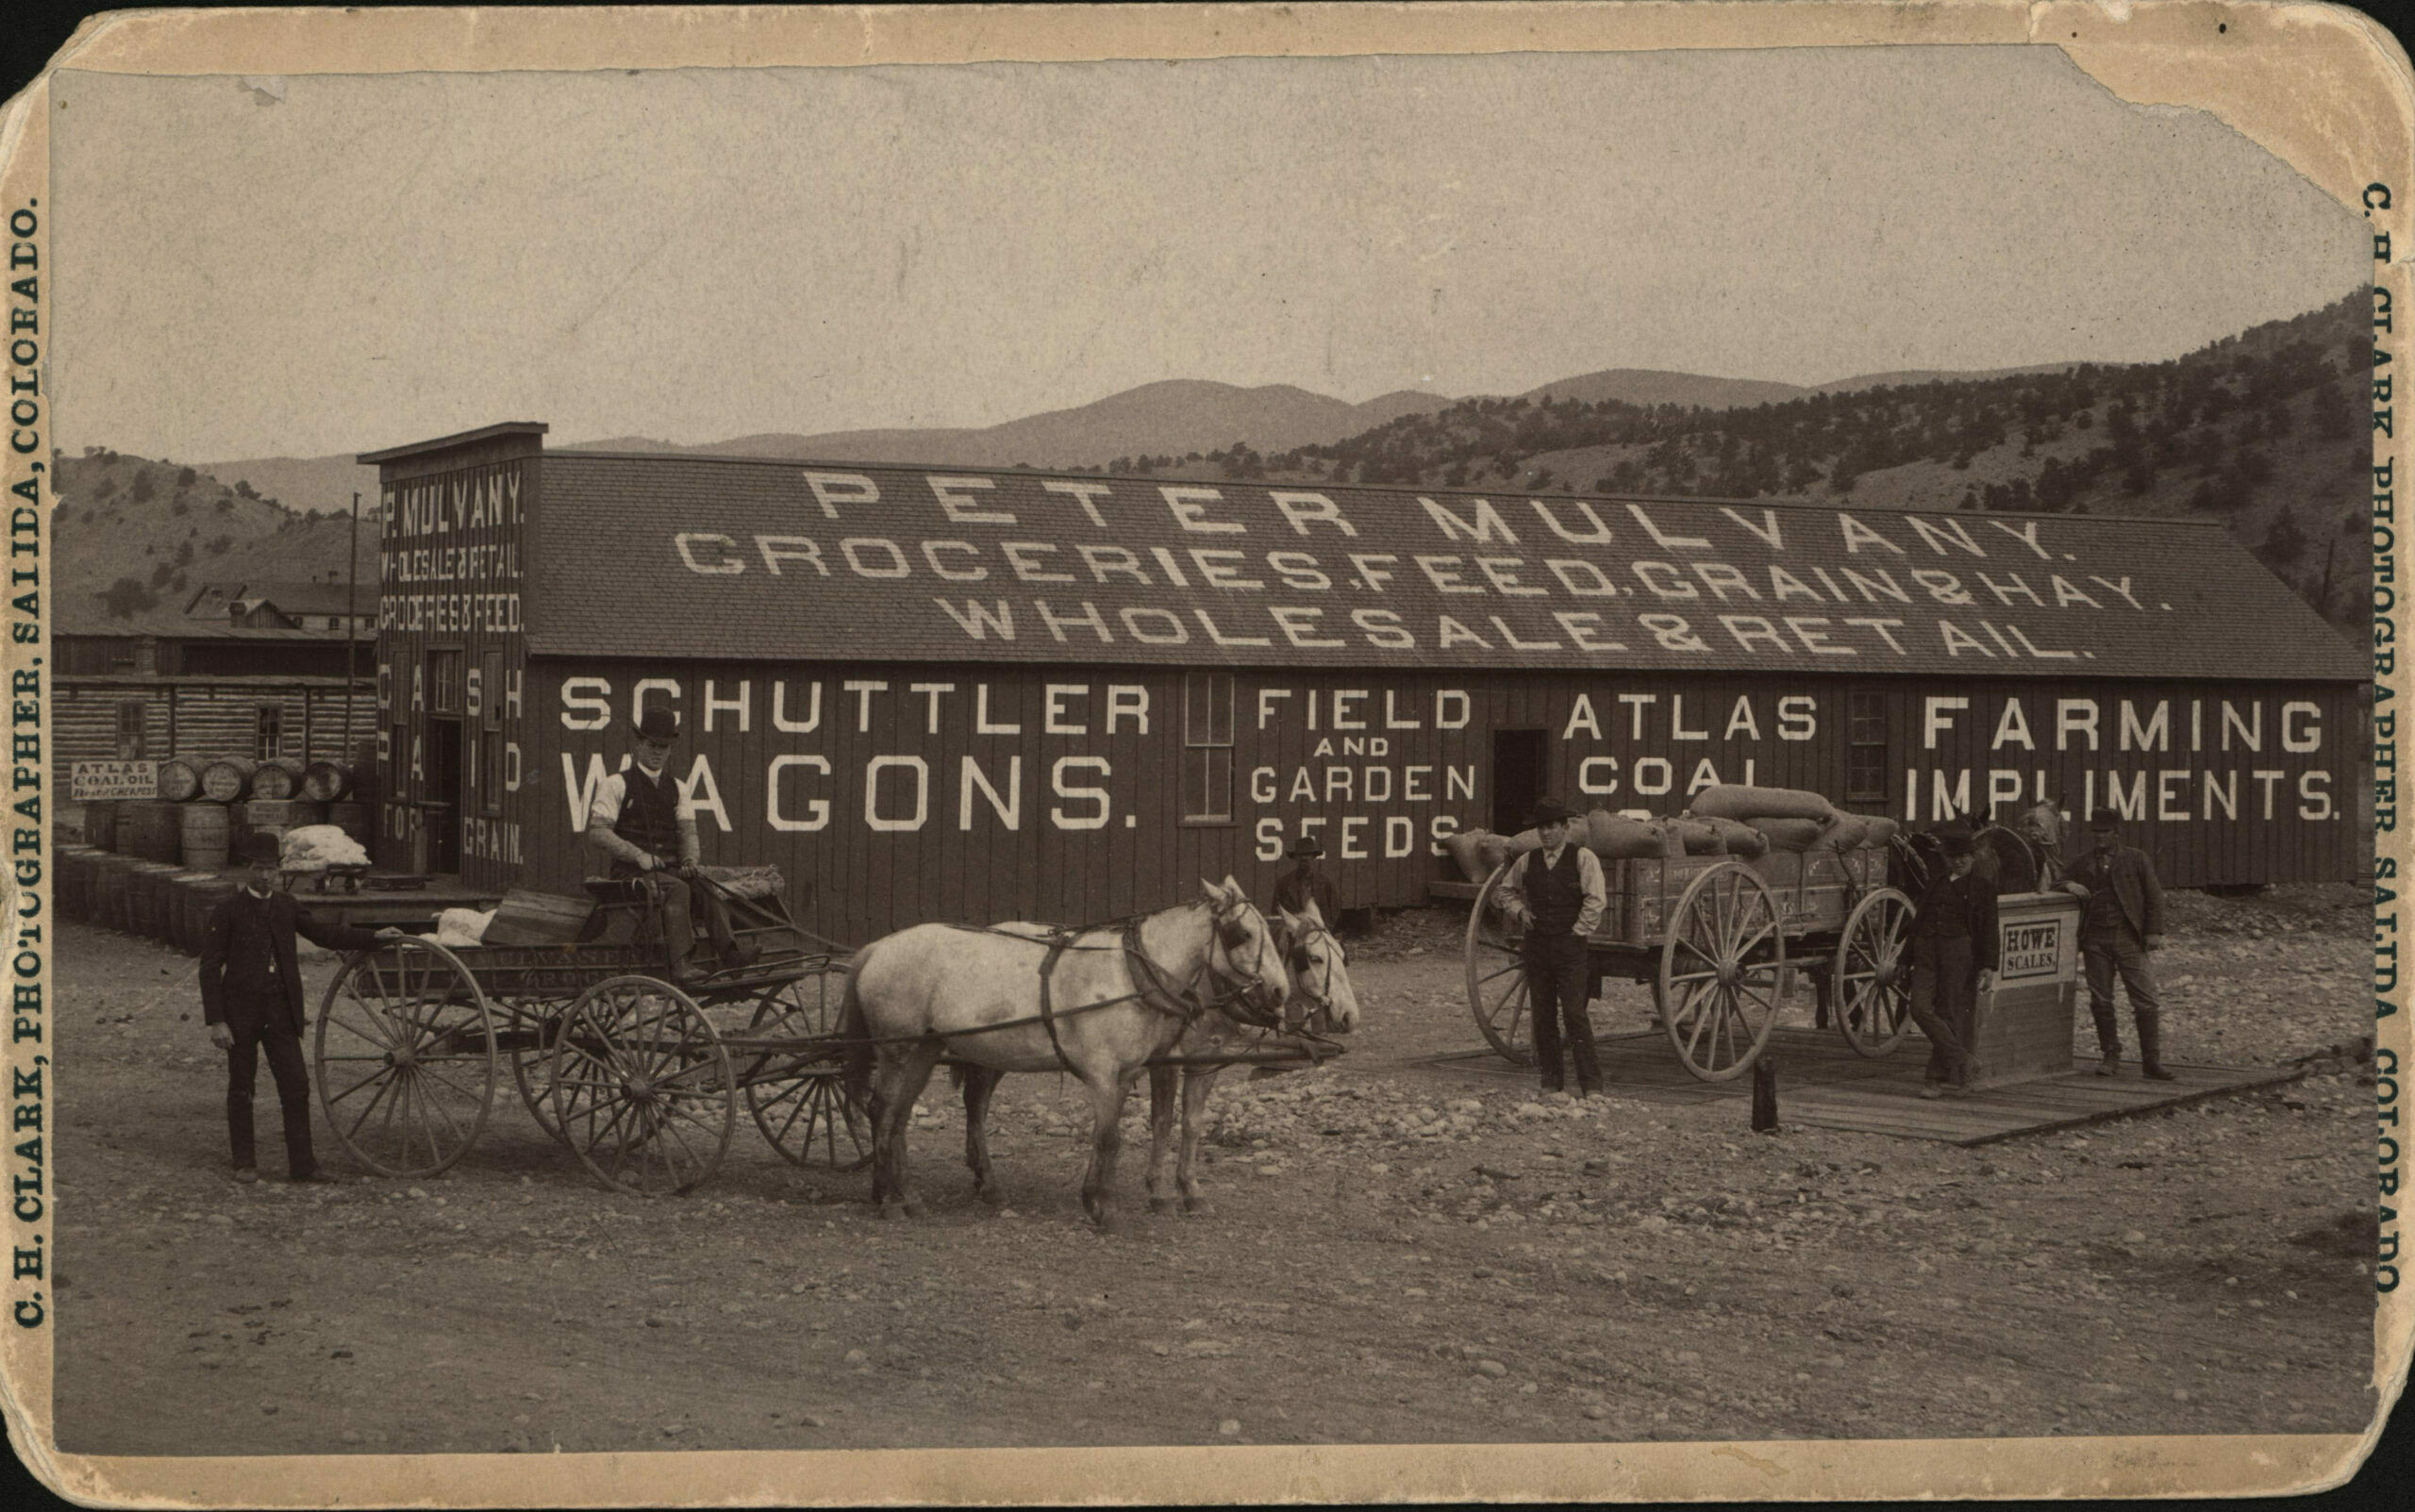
344,491,359,761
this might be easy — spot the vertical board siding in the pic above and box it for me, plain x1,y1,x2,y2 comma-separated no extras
487,660,2359,946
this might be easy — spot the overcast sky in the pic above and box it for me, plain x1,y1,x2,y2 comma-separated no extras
53,45,2366,463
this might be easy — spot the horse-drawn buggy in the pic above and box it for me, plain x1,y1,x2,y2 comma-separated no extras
310,870,871,1196
1451,787,2052,1082
311,870,1355,1222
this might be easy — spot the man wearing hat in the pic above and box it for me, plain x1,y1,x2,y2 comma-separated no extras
1493,799,1607,1096
2059,814,2171,1079
1268,833,1341,929
200,832,407,1183
584,706,754,987
1906,823,1998,1097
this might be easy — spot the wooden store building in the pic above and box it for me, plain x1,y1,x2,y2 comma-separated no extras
356,422,2368,946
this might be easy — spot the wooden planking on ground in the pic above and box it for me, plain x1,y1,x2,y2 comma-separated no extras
1415,1028,2306,1145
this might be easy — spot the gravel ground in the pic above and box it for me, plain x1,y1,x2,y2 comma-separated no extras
43,885,2386,1459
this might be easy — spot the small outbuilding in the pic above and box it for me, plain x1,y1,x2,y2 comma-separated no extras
357,422,2366,943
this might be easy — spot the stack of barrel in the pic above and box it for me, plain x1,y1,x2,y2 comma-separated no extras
60,753,363,955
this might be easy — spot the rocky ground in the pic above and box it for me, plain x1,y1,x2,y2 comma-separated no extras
42,886,2387,1459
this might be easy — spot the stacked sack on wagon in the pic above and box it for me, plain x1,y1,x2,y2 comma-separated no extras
1441,784,1902,881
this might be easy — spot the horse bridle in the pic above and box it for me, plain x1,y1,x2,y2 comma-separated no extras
1198,898,1289,1029
1276,914,1347,1027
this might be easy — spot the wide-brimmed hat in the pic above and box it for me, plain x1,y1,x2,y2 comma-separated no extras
1933,822,1975,857
1526,798,1573,828
241,831,283,866
1285,835,1324,859
632,707,681,742
2087,814,2121,833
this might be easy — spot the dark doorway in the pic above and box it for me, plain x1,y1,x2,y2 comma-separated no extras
1491,728,1548,835
425,717,463,874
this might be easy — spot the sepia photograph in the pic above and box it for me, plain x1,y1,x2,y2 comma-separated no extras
1,3,2407,1504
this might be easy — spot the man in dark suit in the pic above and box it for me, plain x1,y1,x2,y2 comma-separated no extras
2059,814,2172,1080
1268,834,1341,926
1907,824,1999,1099
200,832,401,1183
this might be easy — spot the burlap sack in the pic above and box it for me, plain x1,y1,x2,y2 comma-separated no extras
1690,785,1837,822
1698,816,1769,857
1749,815,1833,851
1584,809,1669,858
1442,829,1491,881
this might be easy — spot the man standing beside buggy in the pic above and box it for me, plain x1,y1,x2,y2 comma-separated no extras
1492,799,1607,1098
584,706,756,987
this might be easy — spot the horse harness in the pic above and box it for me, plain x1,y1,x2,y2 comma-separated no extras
892,902,1288,1072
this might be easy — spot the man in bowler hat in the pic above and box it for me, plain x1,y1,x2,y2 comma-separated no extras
1269,833,1341,928
1907,823,1998,1098
584,706,754,987
1493,798,1607,1096
200,831,404,1183
2059,814,2172,1079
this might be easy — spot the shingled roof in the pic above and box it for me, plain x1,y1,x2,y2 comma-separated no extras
506,450,2364,681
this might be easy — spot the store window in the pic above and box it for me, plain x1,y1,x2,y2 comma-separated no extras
1845,691,1889,806
1182,673,1234,824
255,706,285,761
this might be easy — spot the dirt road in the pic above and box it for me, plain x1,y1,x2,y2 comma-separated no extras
46,889,2380,1456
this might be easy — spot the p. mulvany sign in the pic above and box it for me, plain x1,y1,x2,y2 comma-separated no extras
525,458,2355,679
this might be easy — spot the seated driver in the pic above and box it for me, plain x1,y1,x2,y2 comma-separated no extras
583,706,756,985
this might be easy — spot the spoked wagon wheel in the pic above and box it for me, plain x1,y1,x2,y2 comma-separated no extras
1832,887,1915,1057
743,972,870,1171
1657,861,1788,1082
548,975,737,1196
1464,863,1534,1065
508,1002,592,1146
313,937,498,1177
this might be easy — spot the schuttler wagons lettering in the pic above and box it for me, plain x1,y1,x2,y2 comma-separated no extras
356,423,2366,947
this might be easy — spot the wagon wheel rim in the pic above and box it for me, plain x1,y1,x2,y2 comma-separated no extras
1658,862,1787,1083
549,975,736,1196
1464,863,1535,1066
744,974,871,1171
508,1002,596,1147
1834,887,1916,1058
313,937,497,1177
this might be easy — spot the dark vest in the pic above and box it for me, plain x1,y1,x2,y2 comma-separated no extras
614,766,683,859
1526,846,1587,937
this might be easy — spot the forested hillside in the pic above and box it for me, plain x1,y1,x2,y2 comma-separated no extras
49,450,379,622
1114,290,2373,627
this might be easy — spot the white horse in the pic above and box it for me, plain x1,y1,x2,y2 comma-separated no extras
1142,898,1360,1216
838,877,1291,1230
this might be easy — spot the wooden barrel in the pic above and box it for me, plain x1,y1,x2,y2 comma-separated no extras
120,800,184,864
162,871,214,952
199,756,258,802
301,760,354,802
251,756,308,800
92,855,143,932
157,756,205,803
235,799,327,856
180,876,236,953
126,862,180,939
325,800,373,848
176,802,233,871
82,799,119,852
54,847,94,922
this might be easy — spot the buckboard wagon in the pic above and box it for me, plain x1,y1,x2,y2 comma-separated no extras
1439,819,2065,1084
311,877,1340,1195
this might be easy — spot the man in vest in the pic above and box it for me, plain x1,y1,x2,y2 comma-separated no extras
584,707,754,987
2058,814,2172,1079
1493,798,1607,1097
